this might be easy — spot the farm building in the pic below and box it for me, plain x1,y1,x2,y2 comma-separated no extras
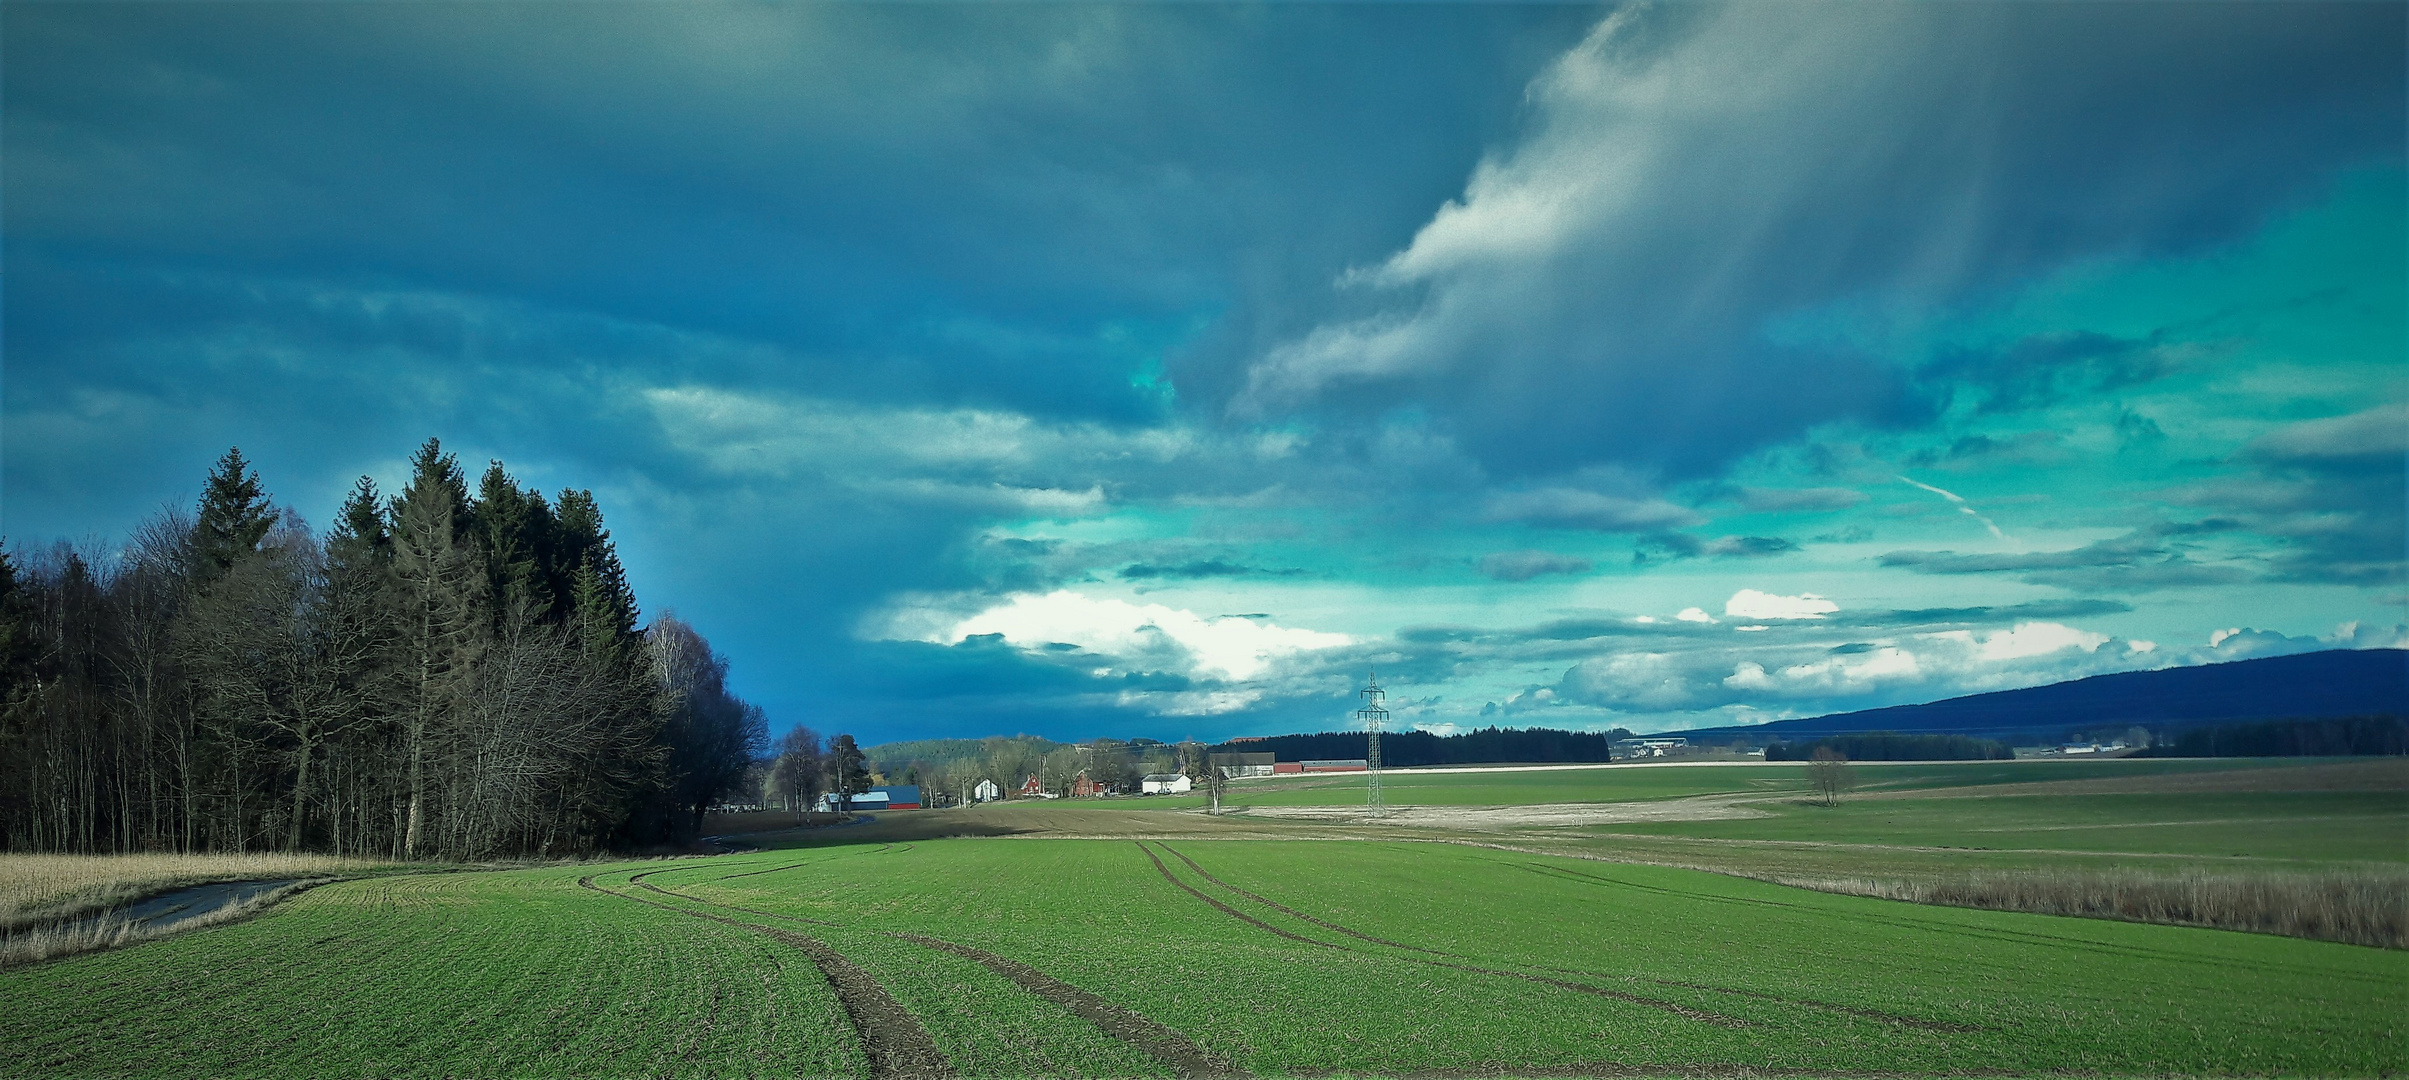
1612,737,1688,760
973,779,1001,802
1070,770,1109,798
1211,752,1276,778
1272,762,1303,774
874,784,922,809
815,790,888,812
1140,773,1192,794
1299,759,1369,773
1019,775,1053,798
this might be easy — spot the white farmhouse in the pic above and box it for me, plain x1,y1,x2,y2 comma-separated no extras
1140,773,1193,795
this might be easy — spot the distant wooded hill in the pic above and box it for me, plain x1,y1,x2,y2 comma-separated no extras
1670,648,2406,746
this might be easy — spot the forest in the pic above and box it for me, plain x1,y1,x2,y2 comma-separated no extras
0,441,767,859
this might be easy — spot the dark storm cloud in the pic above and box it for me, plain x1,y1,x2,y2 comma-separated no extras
5,3,2399,744
1917,331,2180,415
1879,523,2250,592
1635,533,1799,563
1120,560,1302,581
2173,404,2409,587
1477,550,1593,582
1232,1,2404,481
0,3,1598,741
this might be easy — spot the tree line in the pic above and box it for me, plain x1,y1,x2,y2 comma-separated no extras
1765,732,2011,761
2136,714,2407,758
0,442,766,859
1212,726,1637,768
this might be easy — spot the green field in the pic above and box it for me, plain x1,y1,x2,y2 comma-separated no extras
6,834,2405,1078
1169,757,2369,811
5,757,2403,1078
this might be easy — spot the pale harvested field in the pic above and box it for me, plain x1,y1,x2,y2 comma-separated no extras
0,852,388,930
1231,793,1774,830
1856,757,2409,800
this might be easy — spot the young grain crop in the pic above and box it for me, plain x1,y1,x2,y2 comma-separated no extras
0,863,867,1079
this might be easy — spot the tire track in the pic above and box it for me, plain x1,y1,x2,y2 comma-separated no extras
608,865,1245,1077
1516,858,2304,976
713,849,875,882
580,874,953,1079
1495,863,1982,1031
1154,843,1455,956
894,932,1245,1080
1134,843,1749,1030
1134,842,1340,949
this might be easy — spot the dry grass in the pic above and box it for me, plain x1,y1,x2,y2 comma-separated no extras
1778,867,2409,949
0,853,387,934
0,878,325,969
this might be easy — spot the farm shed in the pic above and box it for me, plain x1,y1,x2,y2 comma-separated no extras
1272,762,1303,774
873,784,922,809
1140,773,1192,794
1211,752,1276,778
1612,737,1688,760
1299,759,1369,773
816,790,890,812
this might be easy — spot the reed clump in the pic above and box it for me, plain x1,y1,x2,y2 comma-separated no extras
1780,867,2408,949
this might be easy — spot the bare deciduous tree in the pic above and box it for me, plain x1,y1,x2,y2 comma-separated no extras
1809,747,1854,807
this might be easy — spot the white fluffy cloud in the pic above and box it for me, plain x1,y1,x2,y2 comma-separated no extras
936,590,1351,682
1724,589,1839,620
1974,621,2109,661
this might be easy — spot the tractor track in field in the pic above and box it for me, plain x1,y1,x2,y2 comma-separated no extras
1283,1066,2075,1079
618,865,1246,1078
717,845,886,881
1133,843,1751,1030
1639,979,1981,1033
580,874,952,1080
1154,843,1455,957
1153,844,1974,1033
1513,855,2345,981
1135,843,1341,948
895,933,1244,1080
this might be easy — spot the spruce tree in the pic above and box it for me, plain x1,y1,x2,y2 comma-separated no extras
191,447,276,582
389,439,487,858
474,462,555,622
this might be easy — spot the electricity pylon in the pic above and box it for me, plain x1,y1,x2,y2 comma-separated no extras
1357,670,1387,817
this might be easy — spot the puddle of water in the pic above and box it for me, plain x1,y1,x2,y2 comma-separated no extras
87,879,299,934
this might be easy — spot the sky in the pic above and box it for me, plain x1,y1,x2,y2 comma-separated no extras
5,1,2404,745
